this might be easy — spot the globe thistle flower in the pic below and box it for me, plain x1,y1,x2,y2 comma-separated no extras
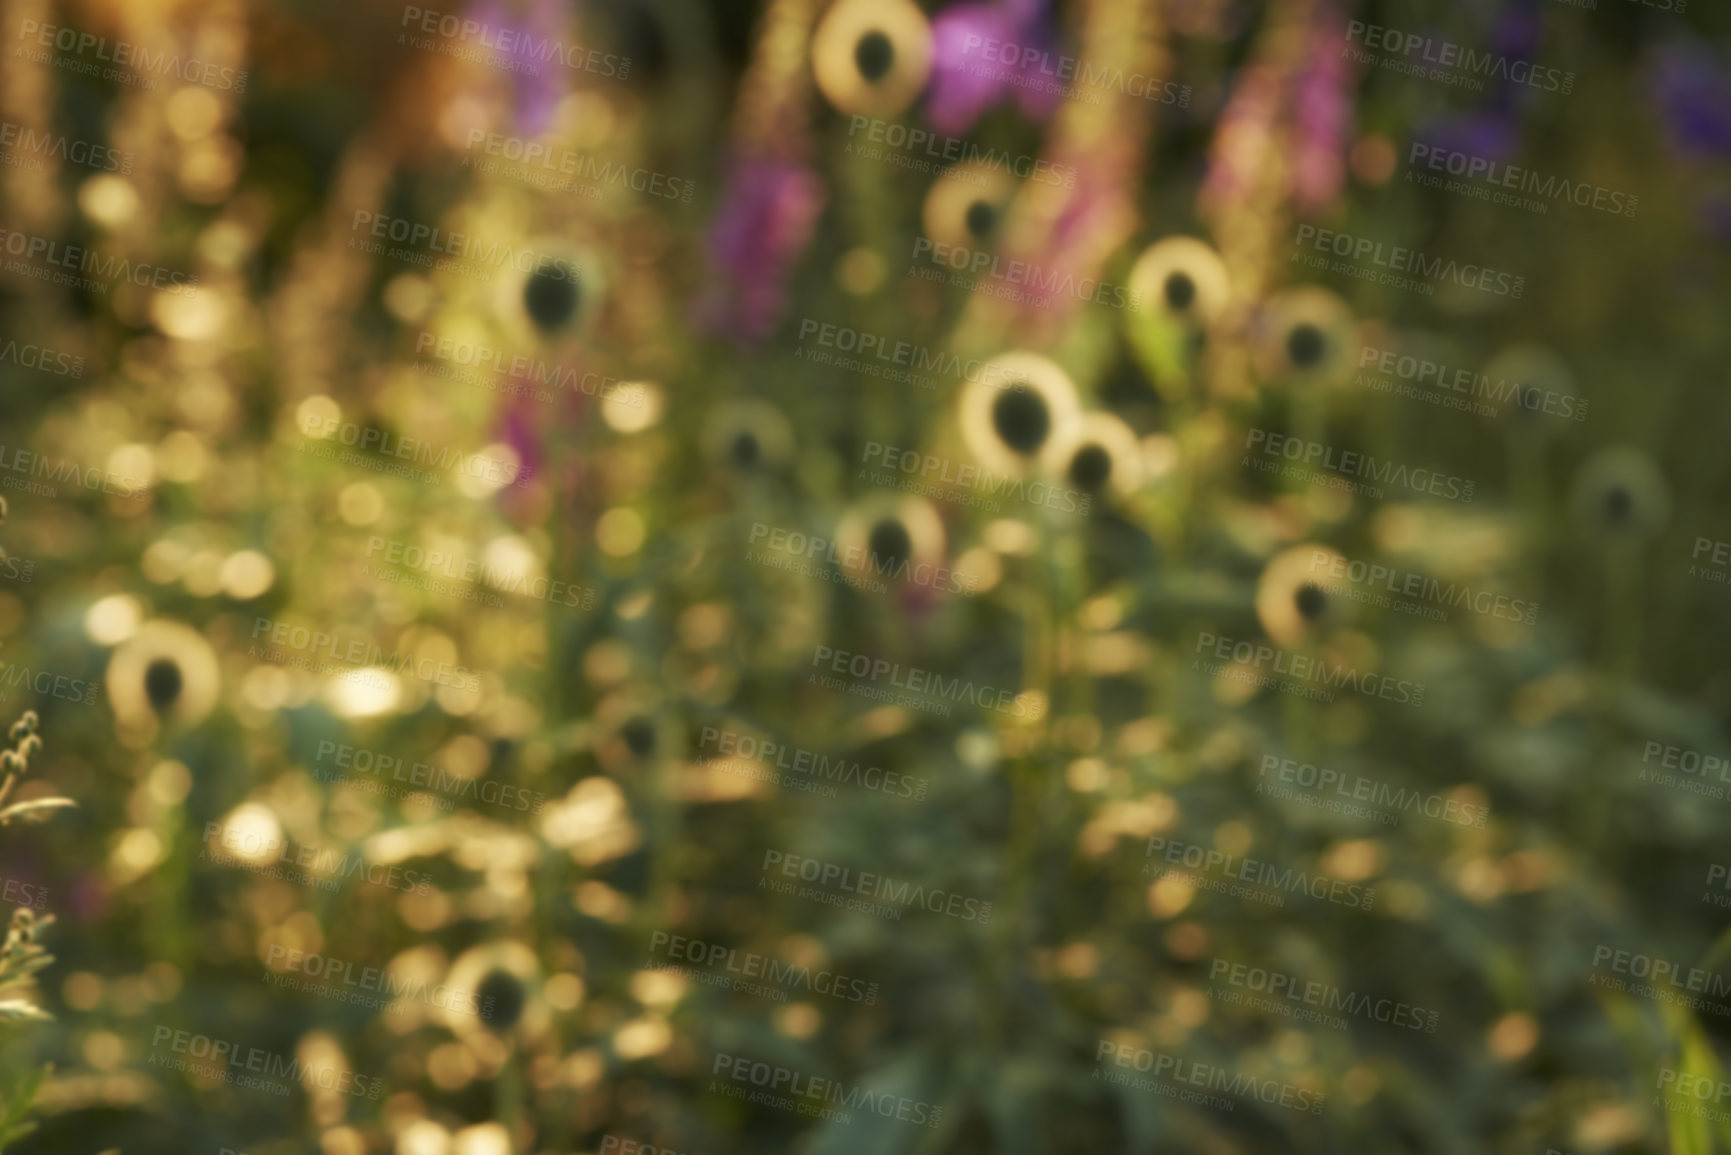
1040,412,1144,501
833,494,947,592
811,0,934,119
1570,447,1670,541
444,941,548,1042
1251,286,1355,386
1483,343,1580,427
701,399,794,473
1127,236,1231,327
922,161,1016,252
501,240,602,339
959,352,1080,476
1256,545,1352,646
106,620,220,729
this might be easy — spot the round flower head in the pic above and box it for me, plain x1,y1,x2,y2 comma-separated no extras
1040,412,1145,501
1252,287,1356,386
834,494,946,591
1570,446,1670,540
811,0,934,118
446,941,548,1041
107,620,220,729
960,352,1081,476
1127,236,1231,326
499,239,603,340
702,399,794,473
1483,343,1578,427
922,161,1017,252
1257,545,1352,646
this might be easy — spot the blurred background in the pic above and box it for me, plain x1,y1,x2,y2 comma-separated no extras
2,0,1731,1151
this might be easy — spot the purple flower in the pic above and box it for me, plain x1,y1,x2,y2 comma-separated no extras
1290,3,1353,212
1649,39,1731,160
695,155,826,344
468,0,568,136
926,1,1060,135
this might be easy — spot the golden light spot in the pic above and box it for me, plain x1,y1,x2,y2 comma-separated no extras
775,1003,823,1039
220,550,276,599
836,247,886,295
596,508,646,557
63,972,104,1011
602,382,663,433
1488,1012,1539,1062
78,174,138,227
613,1016,672,1060
85,595,142,645
337,482,383,526
545,973,586,1011
1148,875,1195,918
166,86,224,139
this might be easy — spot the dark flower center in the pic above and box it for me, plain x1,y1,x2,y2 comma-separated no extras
1603,486,1632,524
1069,444,1112,492
144,658,183,711
867,518,913,569
476,968,528,1034
991,386,1051,455
1287,322,1327,369
1164,271,1196,311
964,199,997,240
855,31,895,81
524,267,581,332
730,431,760,468
1294,582,1328,621
622,715,657,757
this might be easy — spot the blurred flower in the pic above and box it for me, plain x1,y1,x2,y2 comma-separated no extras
834,494,947,590
697,156,826,344
959,352,1080,475
701,399,794,473
926,0,1060,135
922,161,1016,250
1127,236,1231,326
468,0,568,135
446,941,548,1041
811,0,934,119
1649,38,1731,160
1040,412,1144,500
106,621,220,729
1257,545,1351,646
1251,287,1355,386
1290,1,1352,212
1570,447,1670,540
